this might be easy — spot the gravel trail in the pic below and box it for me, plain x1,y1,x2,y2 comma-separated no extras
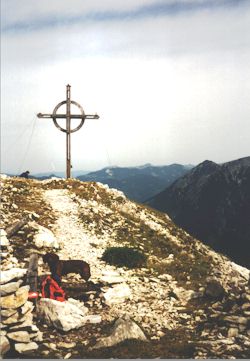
43,188,107,282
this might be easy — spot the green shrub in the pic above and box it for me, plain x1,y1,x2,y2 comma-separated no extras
102,246,147,268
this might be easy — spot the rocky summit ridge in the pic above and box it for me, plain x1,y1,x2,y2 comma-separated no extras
147,156,250,267
0,175,250,359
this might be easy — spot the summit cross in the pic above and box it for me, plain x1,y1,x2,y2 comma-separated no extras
37,84,99,178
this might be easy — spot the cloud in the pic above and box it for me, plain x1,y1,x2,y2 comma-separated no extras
2,0,249,32
3,4,250,71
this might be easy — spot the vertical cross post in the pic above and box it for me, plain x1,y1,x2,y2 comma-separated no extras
66,85,71,178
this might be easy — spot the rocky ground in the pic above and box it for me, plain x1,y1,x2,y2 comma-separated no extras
0,175,250,359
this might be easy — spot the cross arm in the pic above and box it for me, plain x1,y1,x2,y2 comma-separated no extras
37,113,53,118
37,113,99,119
85,114,100,120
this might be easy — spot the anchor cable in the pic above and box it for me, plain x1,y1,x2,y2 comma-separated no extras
17,117,37,174
4,117,36,154
97,120,113,169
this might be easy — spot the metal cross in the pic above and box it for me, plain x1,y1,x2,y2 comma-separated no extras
37,84,99,178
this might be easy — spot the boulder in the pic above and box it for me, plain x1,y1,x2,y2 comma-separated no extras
0,268,27,285
37,298,89,331
15,342,38,354
7,331,30,343
33,226,59,249
0,335,10,356
1,286,29,309
0,279,23,296
92,316,147,349
205,278,225,298
103,284,131,305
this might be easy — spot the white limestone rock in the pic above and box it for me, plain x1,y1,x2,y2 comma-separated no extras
1,285,29,309
33,225,59,249
21,301,34,315
37,298,89,331
0,268,27,285
9,318,33,331
103,284,131,305
0,279,23,296
2,311,19,325
0,229,7,237
67,298,89,313
15,342,38,354
4,310,33,329
1,308,18,318
0,235,10,247
92,316,147,349
7,331,31,343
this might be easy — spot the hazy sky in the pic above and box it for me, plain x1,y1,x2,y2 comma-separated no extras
1,0,250,175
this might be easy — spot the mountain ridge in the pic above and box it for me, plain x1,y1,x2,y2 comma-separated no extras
147,156,250,267
77,163,191,202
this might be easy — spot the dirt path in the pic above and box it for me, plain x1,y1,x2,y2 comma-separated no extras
43,188,109,282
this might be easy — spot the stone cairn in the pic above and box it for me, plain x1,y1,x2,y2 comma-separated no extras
0,229,43,357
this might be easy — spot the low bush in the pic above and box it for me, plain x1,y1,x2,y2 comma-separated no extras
102,246,147,268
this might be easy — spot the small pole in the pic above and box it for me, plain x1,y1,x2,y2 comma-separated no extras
26,253,38,307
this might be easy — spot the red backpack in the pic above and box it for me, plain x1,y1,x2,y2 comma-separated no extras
41,276,66,302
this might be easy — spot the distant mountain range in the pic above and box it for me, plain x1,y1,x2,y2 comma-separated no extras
32,170,90,178
77,164,192,202
147,157,250,267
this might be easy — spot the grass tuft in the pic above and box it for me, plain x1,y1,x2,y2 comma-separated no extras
102,246,147,268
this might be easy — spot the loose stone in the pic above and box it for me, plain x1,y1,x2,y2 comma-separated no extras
7,331,30,343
